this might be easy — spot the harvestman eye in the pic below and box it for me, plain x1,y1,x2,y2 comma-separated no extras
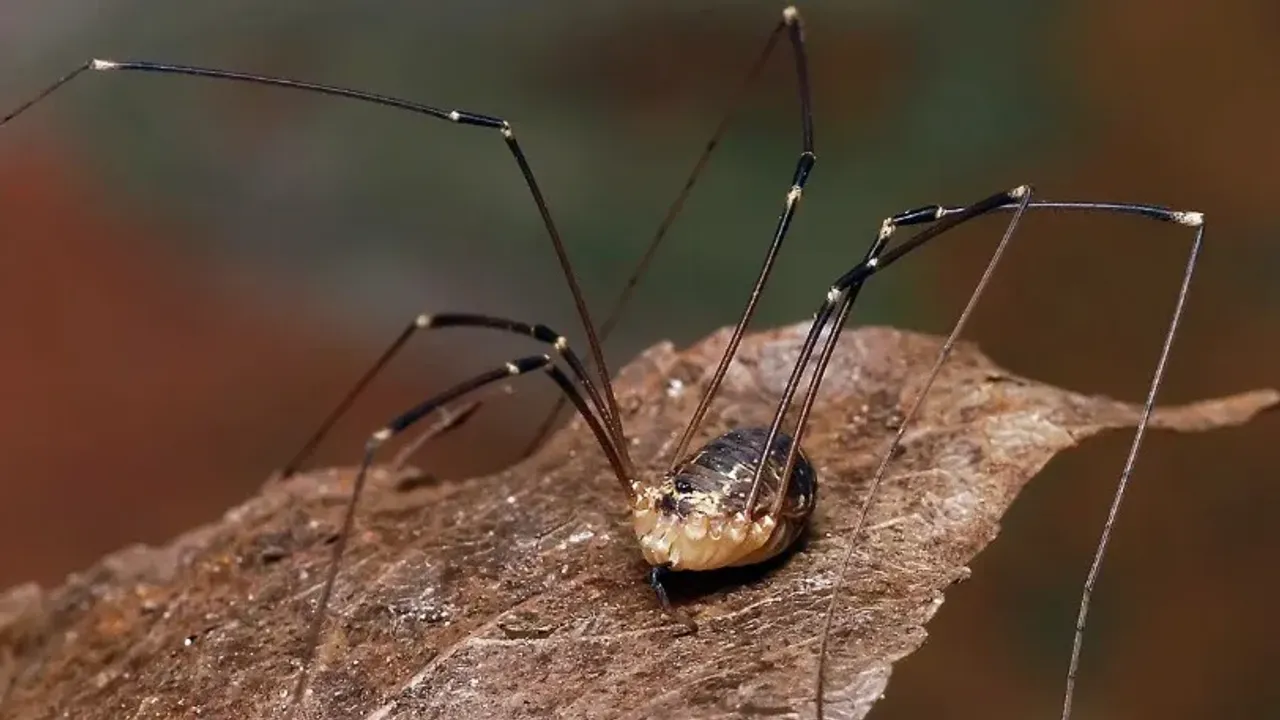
0,5,1213,719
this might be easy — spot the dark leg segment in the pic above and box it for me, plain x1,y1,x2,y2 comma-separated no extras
523,6,803,458
1,57,621,473
811,186,1034,718
747,194,1206,516
666,7,818,470
287,352,628,716
1059,218,1206,720
797,193,1207,718
281,312,633,479
743,186,1031,514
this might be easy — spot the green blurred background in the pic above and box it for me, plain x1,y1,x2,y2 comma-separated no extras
1,1,1277,718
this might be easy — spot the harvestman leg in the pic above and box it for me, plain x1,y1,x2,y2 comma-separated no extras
277,5,815,474
275,311,633,478
286,319,633,714
742,186,1034,515
748,194,1203,512
374,313,626,475
0,8,814,478
523,6,806,457
2,9,812,481
277,5,817,490
0,57,623,475
663,6,817,471
776,194,1207,718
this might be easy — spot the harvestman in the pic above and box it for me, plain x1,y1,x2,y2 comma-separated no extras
0,6,1209,719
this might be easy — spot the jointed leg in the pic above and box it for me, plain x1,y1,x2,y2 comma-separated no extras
811,186,1034,719
1,57,621,475
743,186,1032,515
1059,219,1206,720
523,5,807,459
286,351,626,717
281,312,634,479
667,6,818,469
801,191,1207,718
747,191,1207,518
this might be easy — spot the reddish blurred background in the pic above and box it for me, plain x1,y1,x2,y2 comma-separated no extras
1,1,1277,718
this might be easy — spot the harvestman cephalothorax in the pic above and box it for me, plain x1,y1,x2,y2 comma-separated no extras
1,6,1209,718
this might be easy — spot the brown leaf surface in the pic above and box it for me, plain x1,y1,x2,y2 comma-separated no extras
1,324,1275,720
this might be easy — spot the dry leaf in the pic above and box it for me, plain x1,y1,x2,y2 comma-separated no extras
1,323,1274,720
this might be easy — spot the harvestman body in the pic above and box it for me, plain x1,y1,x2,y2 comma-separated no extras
1,6,1210,719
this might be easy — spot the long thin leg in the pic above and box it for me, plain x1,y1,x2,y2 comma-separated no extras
1,57,623,466
810,186,1032,718
745,195,1206,517
1059,221,1205,720
522,3,799,458
285,352,625,718
797,197,1206,718
743,186,1031,515
280,312,634,480
666,6,817,471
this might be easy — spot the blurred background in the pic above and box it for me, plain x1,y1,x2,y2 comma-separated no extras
1,1,1277,718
